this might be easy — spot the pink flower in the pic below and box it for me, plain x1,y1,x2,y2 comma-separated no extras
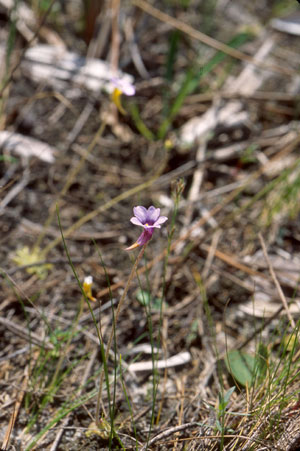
126,206,168,250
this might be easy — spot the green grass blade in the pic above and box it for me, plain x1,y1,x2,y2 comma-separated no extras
157,32,252,139
129,103,155,141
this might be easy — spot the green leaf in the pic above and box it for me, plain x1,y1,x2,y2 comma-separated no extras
157,32,253,139
136,289,165,310
256,343,268,378
136,289,151,306
218,387,235,416
0,155,18,163
129,103,155,141
215,419,222,433
165,30,181,83
223,386,236,405
225,350,257,387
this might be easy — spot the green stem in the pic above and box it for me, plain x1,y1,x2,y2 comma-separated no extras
95,244,147,427
49,296,85,390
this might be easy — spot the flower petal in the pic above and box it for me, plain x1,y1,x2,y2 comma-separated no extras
130,217,144,227
153,216,168,227
111,77,136,96
84,275,93,285
133,206,148,224
147,206,160,223
122,83,135,97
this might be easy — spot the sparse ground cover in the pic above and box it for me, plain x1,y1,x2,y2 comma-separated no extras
1,0,300,449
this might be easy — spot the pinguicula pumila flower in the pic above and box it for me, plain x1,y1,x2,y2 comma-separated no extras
111,77,136,96
126,206,168,250
110,76,135,115
83,275,96,302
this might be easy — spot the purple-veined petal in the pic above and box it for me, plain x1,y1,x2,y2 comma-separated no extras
153,216,168,227
127,205,168,250
133,206,148,224
130,217,144,227
147,206,160,223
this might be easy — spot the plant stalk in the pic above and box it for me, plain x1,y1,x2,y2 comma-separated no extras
95,244,147,427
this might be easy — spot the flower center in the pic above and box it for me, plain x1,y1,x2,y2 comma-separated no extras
145,222,154,228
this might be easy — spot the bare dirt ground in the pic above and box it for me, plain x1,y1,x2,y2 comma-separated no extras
1,0,300,449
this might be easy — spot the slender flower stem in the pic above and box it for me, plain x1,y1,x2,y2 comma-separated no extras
95,244,147,427
49,295,85,391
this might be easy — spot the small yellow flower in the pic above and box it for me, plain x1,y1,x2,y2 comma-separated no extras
12,246,52,279
85,419,110,439
164,139,174,149
83,276,96,302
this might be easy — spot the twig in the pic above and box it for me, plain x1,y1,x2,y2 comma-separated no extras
201,244,269,279
140,422,200,451
0,166,30,213
0,316,54,350
48,417,70,451
183,139,206,228
132,0,294,77
6,257,97,276
127,351,191,372
1,352,38,450
202,230,222,282
66,101,95,149
258,233,296,328
110,0,120,72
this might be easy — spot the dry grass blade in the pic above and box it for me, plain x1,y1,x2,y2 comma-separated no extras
1,352,38,450
259,232,296,328
133,0,294,76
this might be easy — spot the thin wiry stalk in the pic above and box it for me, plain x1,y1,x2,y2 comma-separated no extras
95,244,147,428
